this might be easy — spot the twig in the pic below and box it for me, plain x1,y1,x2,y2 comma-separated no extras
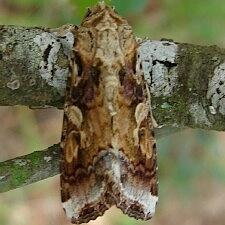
0,127,185,193
0,144,60,193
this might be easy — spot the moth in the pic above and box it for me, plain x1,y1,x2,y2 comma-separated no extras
60,2,158,223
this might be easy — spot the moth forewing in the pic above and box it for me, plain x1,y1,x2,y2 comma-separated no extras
60,2,158,224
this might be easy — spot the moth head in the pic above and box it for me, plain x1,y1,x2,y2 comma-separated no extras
87,3,137,62
82,2,126,30
80,2,137,66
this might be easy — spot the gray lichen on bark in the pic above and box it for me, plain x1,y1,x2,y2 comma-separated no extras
207,62,225,115
1,26,225,131
0,25,74,107
138,41,225,131
33,25,74,95
137,40,178,97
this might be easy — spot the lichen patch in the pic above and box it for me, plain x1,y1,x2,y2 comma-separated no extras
53,30,74,58
44,156,52,162
14,159,28,166
137,40,178,97
6,79,20,90
189,102,211,126
0,176,6,181
33,31,74,95
207,62,225,115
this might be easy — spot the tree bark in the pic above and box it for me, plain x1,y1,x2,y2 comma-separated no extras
0,25,74,108
1,26,225,130
0,144,59,193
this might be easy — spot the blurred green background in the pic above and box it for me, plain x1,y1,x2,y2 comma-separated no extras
1,0,225,225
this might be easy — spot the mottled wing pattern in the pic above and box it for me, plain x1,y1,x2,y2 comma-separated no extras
60,53,112,223
60,2,158,224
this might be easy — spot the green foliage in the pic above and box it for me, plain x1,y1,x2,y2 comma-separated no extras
162,0,225,43
71,0,110,19
70,0,102,20
158,129,225,201
9,0,46,6
111,214,140,225
110,0,148,15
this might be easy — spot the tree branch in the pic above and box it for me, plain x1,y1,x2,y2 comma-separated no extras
0,144,60,193
137,40,225,131
0,25,74,108
1,26,225,130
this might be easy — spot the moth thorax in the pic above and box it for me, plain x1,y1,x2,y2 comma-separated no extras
101,72,119,116
95,31,124,67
